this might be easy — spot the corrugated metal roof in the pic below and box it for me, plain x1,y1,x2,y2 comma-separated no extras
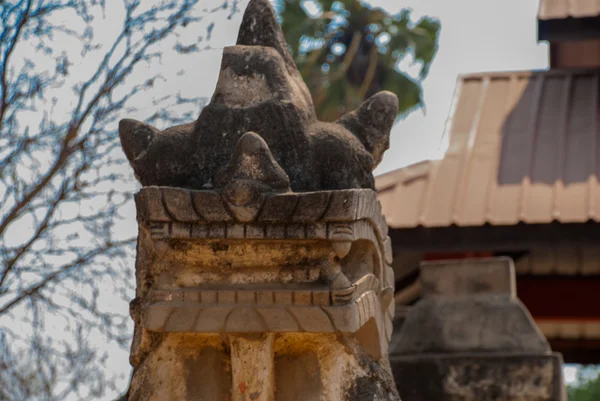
377,69,600,228
538,0,600,20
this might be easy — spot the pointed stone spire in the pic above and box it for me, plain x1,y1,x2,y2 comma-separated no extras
236,0,297,74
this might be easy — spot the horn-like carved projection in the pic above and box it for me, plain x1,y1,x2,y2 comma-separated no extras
118,118,158,163
119,0,400,400
337,91,399,167
216,132,291,192
216,132,291,222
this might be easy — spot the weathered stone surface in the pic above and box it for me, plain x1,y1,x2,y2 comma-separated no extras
217,132,291,222
230,335,275,401
134,187,389,238
391,354,566,401
393,297,550,355
420,257,516,299
390,258,566,401
120,0,399,399
118,0,398,192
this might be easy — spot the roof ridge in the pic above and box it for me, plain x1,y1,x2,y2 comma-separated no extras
460,67,600,81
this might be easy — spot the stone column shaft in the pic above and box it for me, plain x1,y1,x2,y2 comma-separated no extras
231,335,275,401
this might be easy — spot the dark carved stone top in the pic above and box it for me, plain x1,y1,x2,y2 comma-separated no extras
118,0,399,192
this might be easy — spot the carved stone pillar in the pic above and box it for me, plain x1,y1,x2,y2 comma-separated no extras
118,1,400,400
390,257,567,401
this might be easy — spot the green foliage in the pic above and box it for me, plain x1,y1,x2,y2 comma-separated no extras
568,366,600,401
276,0,440,121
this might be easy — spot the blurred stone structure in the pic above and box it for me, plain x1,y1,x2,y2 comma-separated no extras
117,0,400,400
390,258,566,401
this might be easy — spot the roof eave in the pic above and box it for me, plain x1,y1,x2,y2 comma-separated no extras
538,16,600,42
388,222,600,252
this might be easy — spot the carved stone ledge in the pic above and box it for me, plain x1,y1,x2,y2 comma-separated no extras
148,273,380,307
142,289,389,358
147,220,380,243
135,187,389,240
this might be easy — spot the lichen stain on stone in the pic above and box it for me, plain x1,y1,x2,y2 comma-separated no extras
131,334,231,401
275,352,322,401
216,68,271,108
182,345,232,401
152,241,329,286
273,333,367,401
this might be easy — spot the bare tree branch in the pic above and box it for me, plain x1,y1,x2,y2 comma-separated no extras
0,1,238,399
0,0,33,125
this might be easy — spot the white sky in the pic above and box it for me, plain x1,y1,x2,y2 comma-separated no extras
564,365,578,384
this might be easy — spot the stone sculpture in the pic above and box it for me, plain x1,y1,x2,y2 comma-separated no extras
118,1,400,400
390,258,566,401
